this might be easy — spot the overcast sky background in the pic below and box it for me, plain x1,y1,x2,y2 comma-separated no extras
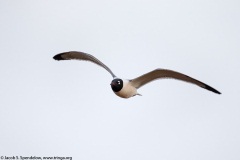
0,0,240,159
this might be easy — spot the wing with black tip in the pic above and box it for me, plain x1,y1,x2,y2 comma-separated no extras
53,51,116,78
130,69,221,94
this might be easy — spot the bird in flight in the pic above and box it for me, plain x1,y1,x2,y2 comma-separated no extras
53,51,221,98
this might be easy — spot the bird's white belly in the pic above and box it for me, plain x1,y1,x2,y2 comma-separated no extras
114,82,137,98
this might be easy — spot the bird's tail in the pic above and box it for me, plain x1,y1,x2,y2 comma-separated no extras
136,93,142,96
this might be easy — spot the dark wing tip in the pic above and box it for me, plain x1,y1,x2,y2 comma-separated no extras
53,53,65,60
204,84,221,94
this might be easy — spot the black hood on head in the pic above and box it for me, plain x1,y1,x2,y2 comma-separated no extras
111,78,123,92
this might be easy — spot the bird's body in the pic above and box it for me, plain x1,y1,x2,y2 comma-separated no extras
53,51,221,98
112,79,139,98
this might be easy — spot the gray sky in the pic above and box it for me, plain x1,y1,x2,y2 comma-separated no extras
0,0,240,159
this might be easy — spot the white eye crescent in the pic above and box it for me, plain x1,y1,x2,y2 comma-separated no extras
117,81,120,84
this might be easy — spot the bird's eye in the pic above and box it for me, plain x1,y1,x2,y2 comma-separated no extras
117,81,120,84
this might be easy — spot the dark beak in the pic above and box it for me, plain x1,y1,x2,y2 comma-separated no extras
110,82,116,86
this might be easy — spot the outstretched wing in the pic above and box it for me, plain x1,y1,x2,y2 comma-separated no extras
130,69,221,94
53,51,116,78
